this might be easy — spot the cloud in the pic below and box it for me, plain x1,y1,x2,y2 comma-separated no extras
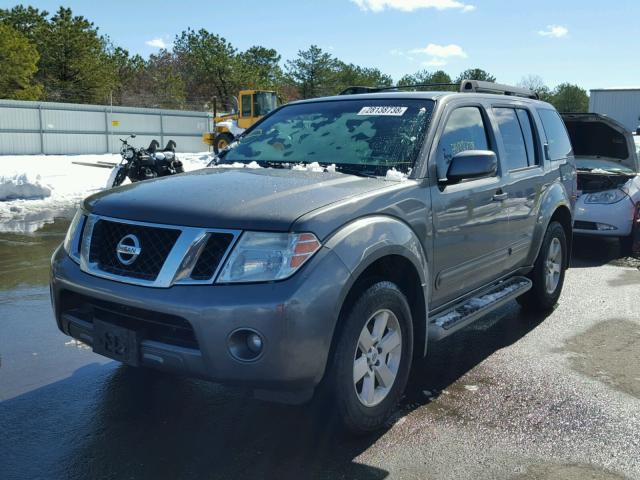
422,58,447,67
390,48,416,62
352,0,476,12
145,38,167,49
404,42,467,67
410,43,467,58
538,25,569,38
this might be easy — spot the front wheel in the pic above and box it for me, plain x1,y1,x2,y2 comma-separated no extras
517,221,568,312
326,281,413,434
213,133,234,154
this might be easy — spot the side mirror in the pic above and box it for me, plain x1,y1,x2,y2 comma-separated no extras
444,150,497,184
131,134,136,138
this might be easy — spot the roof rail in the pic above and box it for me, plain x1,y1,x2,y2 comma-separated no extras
460,80,538,99
338,83,459,95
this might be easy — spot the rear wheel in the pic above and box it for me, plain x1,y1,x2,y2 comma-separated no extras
325,281,413,434
517,221,567,312
213,133,234,154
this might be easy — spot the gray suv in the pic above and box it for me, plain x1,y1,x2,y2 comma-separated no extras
51,80,576,433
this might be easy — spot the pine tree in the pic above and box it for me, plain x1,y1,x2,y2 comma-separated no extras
0,23,42,100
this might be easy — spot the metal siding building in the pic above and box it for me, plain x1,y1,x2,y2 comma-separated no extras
0,99,213,155
589,88,640,132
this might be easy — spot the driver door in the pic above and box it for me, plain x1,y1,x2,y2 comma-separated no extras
430,104,511,307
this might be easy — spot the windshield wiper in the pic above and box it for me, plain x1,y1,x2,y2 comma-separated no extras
333,165,380,178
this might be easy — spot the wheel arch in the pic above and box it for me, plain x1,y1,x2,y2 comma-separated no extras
325,216,430,359
528,183,573,267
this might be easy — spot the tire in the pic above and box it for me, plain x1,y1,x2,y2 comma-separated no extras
213,133,234,154
620,235,634,257
517,221,568,312
325,281,413,434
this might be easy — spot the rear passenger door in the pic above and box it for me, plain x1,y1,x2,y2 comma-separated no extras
491,106,544,270
430,103,511,307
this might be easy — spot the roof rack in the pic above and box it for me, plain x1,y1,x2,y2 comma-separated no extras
338,80,539,100
459,80,538,99
339,83,459,95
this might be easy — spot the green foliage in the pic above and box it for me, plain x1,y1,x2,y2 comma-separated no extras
0,23,42,100
0,5,48,42
285,45,341,99
173,28,238,108
236,46,283,91
398,69,453,90
455,68,497,83
334,63,393,92
549,83,589,112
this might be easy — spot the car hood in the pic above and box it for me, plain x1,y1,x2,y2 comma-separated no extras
84,167,393,231
562,113,640,172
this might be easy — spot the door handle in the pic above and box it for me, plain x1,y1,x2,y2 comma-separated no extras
493,191,508,201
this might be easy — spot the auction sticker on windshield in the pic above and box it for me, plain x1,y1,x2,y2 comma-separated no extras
358,106,408,116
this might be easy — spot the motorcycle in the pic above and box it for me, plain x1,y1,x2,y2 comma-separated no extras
72,135,184,188
107,135,184,188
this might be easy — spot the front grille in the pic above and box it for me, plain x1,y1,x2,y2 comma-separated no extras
61,290,198,349
190,233,235,280
89,219,180,281
574,220,597,231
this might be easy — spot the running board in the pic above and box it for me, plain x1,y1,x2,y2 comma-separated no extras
429,276,532,341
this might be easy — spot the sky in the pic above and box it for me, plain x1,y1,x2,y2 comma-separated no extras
3,0,639,91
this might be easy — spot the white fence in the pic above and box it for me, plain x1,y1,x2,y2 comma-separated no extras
0,99,213,155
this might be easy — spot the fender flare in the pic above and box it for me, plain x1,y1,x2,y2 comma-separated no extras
324,215,430,355
528,181,573,266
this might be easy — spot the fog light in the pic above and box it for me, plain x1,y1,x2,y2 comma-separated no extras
228,329,264,361
247,333,263,353
596,223,617,231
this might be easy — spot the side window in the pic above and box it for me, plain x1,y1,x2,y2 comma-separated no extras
516,109,538,166
493,108,528,170
538,109,572,160
241,95,252,117
437,106,491,175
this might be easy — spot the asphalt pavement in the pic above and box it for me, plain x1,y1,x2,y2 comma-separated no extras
0,218,638,480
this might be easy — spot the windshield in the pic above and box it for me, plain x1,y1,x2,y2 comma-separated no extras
220,99,435,174
635,136,640,156
575,158,635,173
254,92,278,116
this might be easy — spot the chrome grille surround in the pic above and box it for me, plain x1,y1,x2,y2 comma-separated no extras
78,214,240,288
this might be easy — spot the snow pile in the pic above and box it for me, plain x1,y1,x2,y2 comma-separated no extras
0,152,214,233
292,162,336,173
0,172,52,201
214,161,262,169
385,168,409,182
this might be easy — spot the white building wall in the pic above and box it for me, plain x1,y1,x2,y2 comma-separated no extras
589,89,640,132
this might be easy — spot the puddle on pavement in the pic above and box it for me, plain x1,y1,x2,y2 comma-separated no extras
607,269,640,287
0,216,70,290
512,463,628,480
561,319,640,399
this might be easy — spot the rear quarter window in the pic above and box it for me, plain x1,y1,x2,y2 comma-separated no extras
538,109,572,161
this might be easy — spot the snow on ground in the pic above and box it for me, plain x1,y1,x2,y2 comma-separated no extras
0,152,214,233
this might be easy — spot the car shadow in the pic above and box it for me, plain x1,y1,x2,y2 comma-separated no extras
0,300,551,480
570,235,630,268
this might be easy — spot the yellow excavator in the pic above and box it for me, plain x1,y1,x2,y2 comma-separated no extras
203,90,280,153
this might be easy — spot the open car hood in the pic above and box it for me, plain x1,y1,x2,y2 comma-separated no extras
562,113,640,172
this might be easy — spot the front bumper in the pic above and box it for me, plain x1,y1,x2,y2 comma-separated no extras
50,245,351,402
574,195,635,237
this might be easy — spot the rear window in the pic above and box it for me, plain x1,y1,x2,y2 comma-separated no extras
538,109,572,161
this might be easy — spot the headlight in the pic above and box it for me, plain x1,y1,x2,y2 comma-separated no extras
217,232,321,283
584,189,627,204
63,209,86,261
